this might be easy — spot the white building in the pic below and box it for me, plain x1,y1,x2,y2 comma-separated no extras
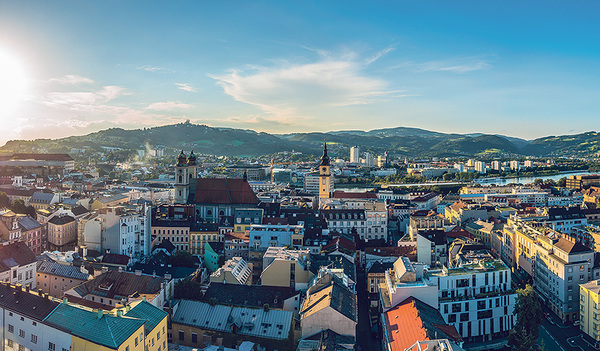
0,241,37,288
474,161,486,174
431,258,516,342
350,146,360,163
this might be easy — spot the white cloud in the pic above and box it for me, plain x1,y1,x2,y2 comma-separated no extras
210,57,399,120
137,65,164,72
49,75,94,85
43,86,129,110
395,56,492,74
145,101,194,111
175,83,197,92
365,46,395,65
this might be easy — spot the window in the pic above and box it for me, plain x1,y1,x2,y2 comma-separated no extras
49,342,56,351
192,333,198,343
179,330,185,341
18,345,24,351
7,339,13,348
135,337,138,346
31,334,37,344
126,347,129,351
8,324,14,333
157,331,160,340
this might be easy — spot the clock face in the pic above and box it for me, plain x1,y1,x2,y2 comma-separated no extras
322,167,326,172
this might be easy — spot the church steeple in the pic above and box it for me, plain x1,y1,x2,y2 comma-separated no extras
318,141,331,200
320,141,330,166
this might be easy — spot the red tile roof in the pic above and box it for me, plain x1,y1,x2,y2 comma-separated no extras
193,178,258,205
384,297,461,351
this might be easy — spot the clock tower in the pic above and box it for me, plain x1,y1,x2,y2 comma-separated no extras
319,142,331,200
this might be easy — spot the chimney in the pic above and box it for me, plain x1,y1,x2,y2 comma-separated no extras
152,270,156,278
83,246,88,258
25,285,30,293
62,297,68,304
101,266,108,274
126,305,131,312
116,310,122,317
135,270,142,276
97,309,103,319
118,266,123,273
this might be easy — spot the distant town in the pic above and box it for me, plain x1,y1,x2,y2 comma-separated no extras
2,144,600,351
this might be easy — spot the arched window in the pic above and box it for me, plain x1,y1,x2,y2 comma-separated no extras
207,209,212,216
179,175,182,183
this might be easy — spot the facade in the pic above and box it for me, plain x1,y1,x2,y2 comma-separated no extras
0,241,37,288
416,230,447,268
261,247,312,290
189,223,219,255
234,208,264,232
190,178,259,223
47,215,77,250
36,260,92,297
580,280,600,341
17,215,44,254
224,232,249,260
431,258,517,342
0,153,75,174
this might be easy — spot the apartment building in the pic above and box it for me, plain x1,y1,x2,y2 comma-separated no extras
431,257,516,342
261,247,312,290
510,220,595,322
580,280,600,341
0,241,37,288
36,260,92,297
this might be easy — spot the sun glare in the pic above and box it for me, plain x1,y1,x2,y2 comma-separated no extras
0,47,29,120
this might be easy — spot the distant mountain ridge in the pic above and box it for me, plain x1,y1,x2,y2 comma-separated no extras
1,122,599,158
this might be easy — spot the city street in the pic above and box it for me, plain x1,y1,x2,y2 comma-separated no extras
539,306,587,351
356,268,382,351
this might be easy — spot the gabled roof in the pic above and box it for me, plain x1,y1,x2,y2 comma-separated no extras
0,283,59,321
383,297,461,351
0,242,36,272
70,270,165,300
17,216,42,231
37,261,91,281
44,303,145,349
173,299,293,340
193,178,258,205
153,239,176,253
555,238,592,254
48,215,76,225
202,283,299,309
30,192,55,204
101,253,130,265
125,300,168,333
301,282,357,322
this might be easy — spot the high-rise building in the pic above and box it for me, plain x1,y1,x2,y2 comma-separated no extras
350,146,360,163
363,152,374,167
474,161,486,174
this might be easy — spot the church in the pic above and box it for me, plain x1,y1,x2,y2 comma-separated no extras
173,150,258,223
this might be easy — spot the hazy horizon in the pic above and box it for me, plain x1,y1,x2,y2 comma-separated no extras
2,1,600,145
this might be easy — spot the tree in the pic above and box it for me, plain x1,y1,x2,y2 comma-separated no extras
508,285,543,351
533,178,544,185
557,177,567,187
0,191,9,209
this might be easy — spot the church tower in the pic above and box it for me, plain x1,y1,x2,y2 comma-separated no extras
188,149,198,179
319,142,331,200
174,150,189,204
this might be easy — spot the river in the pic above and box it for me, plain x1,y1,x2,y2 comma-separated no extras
473,171,593,186
384,171,594,188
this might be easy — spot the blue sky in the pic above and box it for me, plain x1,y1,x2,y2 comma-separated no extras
1,1,599,144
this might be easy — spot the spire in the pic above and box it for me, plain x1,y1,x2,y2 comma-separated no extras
243,169,248,182
188,149,197,166
176,149,187,167
320,140,330,166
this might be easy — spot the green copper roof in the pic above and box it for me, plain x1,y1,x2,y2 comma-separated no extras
44,304,145,349
125,300,168,333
